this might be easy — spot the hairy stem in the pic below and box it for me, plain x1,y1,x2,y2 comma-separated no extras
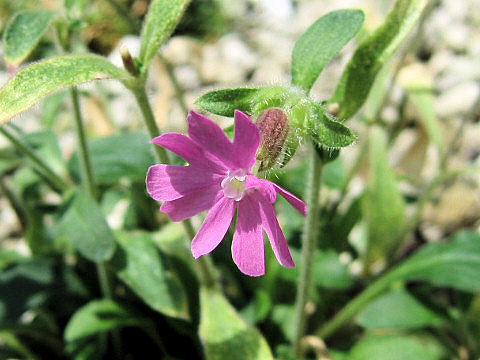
131,84,218,289
0,126,69,193
292,145,323,358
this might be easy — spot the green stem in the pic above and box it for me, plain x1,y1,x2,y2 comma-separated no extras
70,87,122,357
70,87,97,199
130,84,218,289
317,274,392,339
0,126,69,193
292,145,323,358
131,86,170,164
0,176,27,230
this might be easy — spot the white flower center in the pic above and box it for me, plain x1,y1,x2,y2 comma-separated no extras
221,169,247,201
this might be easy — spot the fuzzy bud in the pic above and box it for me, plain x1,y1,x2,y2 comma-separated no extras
255,108,290,171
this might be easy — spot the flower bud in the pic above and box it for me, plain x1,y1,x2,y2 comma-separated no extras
255,108,290,171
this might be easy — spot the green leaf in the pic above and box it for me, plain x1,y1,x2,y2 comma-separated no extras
69,132,154,184
139,0,190,71
333,0,428,119
363,126,406,268
388,231,480,292
199,288,274,360
291,9,364,91
59,191,116,263
349,334,446,360
357,290,445,329
0,56,133,124
195,88,261,117
312,104,357,147
109,231,189,319
64,299,142,342
3,10,58,65
409,90,443,152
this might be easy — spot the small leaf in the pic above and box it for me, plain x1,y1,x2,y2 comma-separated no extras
59,191,116,263
357,290,445,329
0,56,133,124
363,126,406,268
139,0,190,71
349,334,446,360
68,132,154,184
64,299,142,342
333,0,428,119
109,231,189,319
199,287,274,360
291,9,364,91
195,88,261,117
312,104,357,147
3,10,58,66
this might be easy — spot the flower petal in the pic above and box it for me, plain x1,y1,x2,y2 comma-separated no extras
146,164,221,202
253,191,295,269
245,175,276,203
273,183,306,216
191,196,235,258
232,110,260,170
231,197,265,276
151,133,227,174
187,111,238,169
160,186,223,222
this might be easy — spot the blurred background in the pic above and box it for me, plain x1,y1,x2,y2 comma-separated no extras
0,0,480,359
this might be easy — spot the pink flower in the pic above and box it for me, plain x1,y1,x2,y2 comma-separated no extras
146,110,306,276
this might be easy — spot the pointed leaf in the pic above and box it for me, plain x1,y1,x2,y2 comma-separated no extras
333,0,428,119
139,0,190,71
312,104,357,147
199,288,274,360
0,56,133,124
292,9,364,91
59,191,116,263
109,231,189,319
363,126,406,267
195,88,261,117
4,10,58,66
65,300,143,342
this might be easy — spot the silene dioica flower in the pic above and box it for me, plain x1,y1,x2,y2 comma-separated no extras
146,110,306,276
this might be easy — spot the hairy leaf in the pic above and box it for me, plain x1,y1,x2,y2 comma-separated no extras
195,88,261,117
333,0,428,119
3,10,58,65
139,0,190,71
312,104,357,147
292,9,364,91
0,56,133,124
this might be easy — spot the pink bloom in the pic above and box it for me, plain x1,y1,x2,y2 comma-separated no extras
146,110,306,276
